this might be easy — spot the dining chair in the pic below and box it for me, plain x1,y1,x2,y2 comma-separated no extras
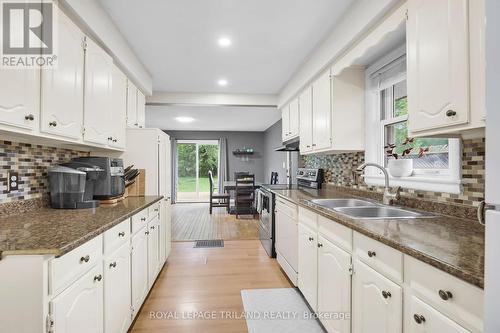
270,172,278,185
234,171,249,180
235,174,256,219
208,170,230,214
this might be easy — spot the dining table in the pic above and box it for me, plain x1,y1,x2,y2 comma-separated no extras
222,180,262,215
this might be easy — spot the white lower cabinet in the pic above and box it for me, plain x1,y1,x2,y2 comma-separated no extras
104,242,131,333
148,217,161,287
51,265,104,333
131,225,149,317
352,259,402,333
298,223,318,311
406,295,469,333
317,235,352,333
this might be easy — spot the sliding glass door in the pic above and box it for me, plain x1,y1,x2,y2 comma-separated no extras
177,140,219,202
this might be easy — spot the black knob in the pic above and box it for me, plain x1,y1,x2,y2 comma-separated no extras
49,121,57,127
446,110,457,117
80,255,90,263
108,136,113,141
94,274,102,282
151,226,155,230
382,290,391,299
368,251,376,257
118,231,125,237
317,243,323,248
25,114,34,121
145,231,150,235
413,314,425,324
113,139,117,143
109,262,117,268
438,290,453,301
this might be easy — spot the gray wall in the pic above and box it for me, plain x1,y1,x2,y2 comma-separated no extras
263,120,299,184
165,130,266,182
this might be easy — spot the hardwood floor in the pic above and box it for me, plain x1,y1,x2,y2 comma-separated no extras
172,203,259,241
129,240,292,333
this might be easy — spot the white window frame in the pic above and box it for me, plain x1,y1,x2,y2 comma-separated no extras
364,46,462,194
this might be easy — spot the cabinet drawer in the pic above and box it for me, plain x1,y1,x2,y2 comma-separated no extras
276,197,297,220
50,235,103,295
104,219,131,255
318,215,352,253
354,232,402,283
131,209,149,235
298,207,317,230
405,255,484,332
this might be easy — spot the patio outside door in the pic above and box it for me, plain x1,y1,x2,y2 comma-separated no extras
176,140,219,202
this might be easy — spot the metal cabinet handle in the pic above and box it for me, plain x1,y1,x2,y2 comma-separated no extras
446,110,457,117
413,314,425,324
113,138,117,143
382,290,391,299
154,208,159,212
312,144,317,147
150,226,155,230
107,136,113,141
94,274,102,282
306,145,311,148
49,121,57,127
118,231,125,237
145,231,150,235
25,114,34,121
368,251,376,257
80,255,90,263
438,290,453,301
317,243,323,248
109,262,117,268
308,237,314,242
141,217,146,221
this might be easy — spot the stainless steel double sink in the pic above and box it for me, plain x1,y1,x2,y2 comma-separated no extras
309,198,435,219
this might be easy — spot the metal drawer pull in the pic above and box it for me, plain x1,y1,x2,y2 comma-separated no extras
49,121,57,127
80,255,90,263
141,217,146,221
382,290,391,299
150,226,155,230
413,314,425,324
145,231,150,235
154,208,159,212
109,262,117,268
438,290,453,301
317,243,323,248
368,251,376,257
308,237,314,242
94,274,102,282
118,231,125,237
25,114,34,121
445,110,457,117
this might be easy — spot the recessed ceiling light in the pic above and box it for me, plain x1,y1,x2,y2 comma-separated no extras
217,37,232,47
175,116,195,123
217,79,228,86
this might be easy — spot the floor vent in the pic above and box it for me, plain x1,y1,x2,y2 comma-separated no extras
194,239,224,248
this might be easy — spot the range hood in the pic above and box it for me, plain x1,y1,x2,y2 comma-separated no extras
275,138,300,152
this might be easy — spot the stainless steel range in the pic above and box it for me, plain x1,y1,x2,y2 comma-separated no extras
257,168,324,257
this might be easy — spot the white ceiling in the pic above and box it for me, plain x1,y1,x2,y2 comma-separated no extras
146,105,281,131
98,0,354,94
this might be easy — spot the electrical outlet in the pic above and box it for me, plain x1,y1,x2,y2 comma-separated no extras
7,171,19,192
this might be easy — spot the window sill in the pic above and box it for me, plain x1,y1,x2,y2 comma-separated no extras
364,174,462,194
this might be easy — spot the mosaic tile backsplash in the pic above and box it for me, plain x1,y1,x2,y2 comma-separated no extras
0,140,89,204
302,138,485,208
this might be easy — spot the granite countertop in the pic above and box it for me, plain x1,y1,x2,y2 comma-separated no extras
0,196,163,258
269,187,485,289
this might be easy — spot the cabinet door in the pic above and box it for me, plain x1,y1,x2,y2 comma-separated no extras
352,259,402,333
312,70,332,150
407,0,469,132
51,265,104,333
281,105,290,142
164,198,172,259
41,8,84,139
104,243,131,333
83,38,113,145
406,295,469,333
275,207,298,272
299,86,313,152
0,69,39,131
110,64,127,149
136,90,146,128
126,81,138,127
289,98,300,137
131,226,148,316
298,223,318,311
148,218,161,286
318,236,352,333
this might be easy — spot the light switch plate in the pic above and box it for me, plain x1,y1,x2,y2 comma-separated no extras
7,171,19,192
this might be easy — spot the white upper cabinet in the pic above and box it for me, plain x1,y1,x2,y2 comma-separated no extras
289,98,300,138
281,104,290,141
83,38,114,145
407,0,486,137
126,81,146,128
41,8,84,140
0,69,39,132
299,87,313,152
312,70,332,151
110,64,127,149
137,90,146,128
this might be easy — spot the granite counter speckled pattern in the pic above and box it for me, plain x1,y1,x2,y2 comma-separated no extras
0,196,162,258
269,187,485,288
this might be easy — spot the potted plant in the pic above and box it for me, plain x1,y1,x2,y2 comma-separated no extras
385,138,429,177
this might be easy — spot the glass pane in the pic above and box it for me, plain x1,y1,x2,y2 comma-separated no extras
393,81,407,117
198,144,219,200
384,121,449,169
177,143,197,201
